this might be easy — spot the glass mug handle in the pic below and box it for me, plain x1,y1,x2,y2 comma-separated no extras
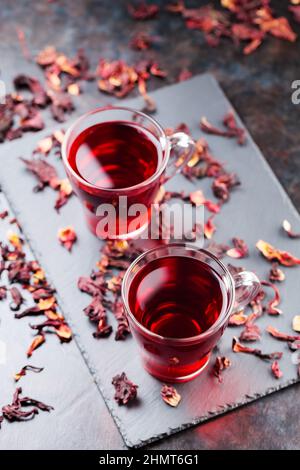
162,132,196,183
232,271,261,311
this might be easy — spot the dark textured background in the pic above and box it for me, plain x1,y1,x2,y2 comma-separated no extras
1,0,300,450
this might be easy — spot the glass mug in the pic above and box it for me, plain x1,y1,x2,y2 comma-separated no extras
62,106,196,239
122,243,261,383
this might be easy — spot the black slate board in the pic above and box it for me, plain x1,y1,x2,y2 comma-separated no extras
1,74,300,448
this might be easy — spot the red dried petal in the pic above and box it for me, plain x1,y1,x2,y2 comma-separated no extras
112,372,138,405
271,360,283,379
256,240,300,266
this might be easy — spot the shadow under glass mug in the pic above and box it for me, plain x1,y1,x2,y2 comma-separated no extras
122,243,261,383
62,106,196,239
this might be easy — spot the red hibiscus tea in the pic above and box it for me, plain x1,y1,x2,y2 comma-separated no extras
65,120,162,238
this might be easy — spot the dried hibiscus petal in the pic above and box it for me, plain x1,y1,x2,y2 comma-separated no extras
57,226,77,251
0,286,7,300
271,360,283,379
292,315,300,333
14,365,44,382
266,326,300,342
212,173,240,202
161,384,181,406
229,311,247,326
113,299,130,340
14,75,48,108
282,219,300,239
1,387,53,425
112,372,138,405
213,356,231,383
256,240,300,266
232,337,282,361
55,179,73,211
269,262,285,282
239,320,261,342
204,216,216,239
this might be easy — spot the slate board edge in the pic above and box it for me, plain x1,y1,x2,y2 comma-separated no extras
1,73,300,448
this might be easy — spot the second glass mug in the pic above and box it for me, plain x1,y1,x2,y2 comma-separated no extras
122,244,261,383
62,106,196,239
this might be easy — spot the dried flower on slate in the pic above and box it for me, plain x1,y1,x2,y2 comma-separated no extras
15,102,45,132
1,387,53,426
229,311,248,326
206,241,230,258
35,136,54,156
112,372,138,406
30,319,72,343
292,315,300,333
48,90,75,123
0,285,7,300
27,333,46,357
128,2,159,20
261,280,282,315
14,365,44,382
289,5,300,23
269,262,285,282
200,112,245,145
7,231,23,251
14,75,48,108
167,1,296,53
189,190,220,213
178,68,192,82
223,111,246,145
57,226,77,251
239,320,261,342
213,356,231,383
256,240,300,266
21,157,59,192
97,58,166,101
9,286,24,311
55,178,73,210
227,237,249,259
271,360,283,379
266,326,300,342
288,340,300,351
161,384,182,406
282,219,300,239
130,32,157,50
212,173,240,202
0,210,8,219
232,337,282,361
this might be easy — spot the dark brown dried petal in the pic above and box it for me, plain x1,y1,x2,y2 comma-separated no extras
232,337,282,361
14,365,44,382
161,384,182,406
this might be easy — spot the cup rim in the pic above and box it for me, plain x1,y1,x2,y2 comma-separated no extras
121,243,235,345
61,105,170,193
